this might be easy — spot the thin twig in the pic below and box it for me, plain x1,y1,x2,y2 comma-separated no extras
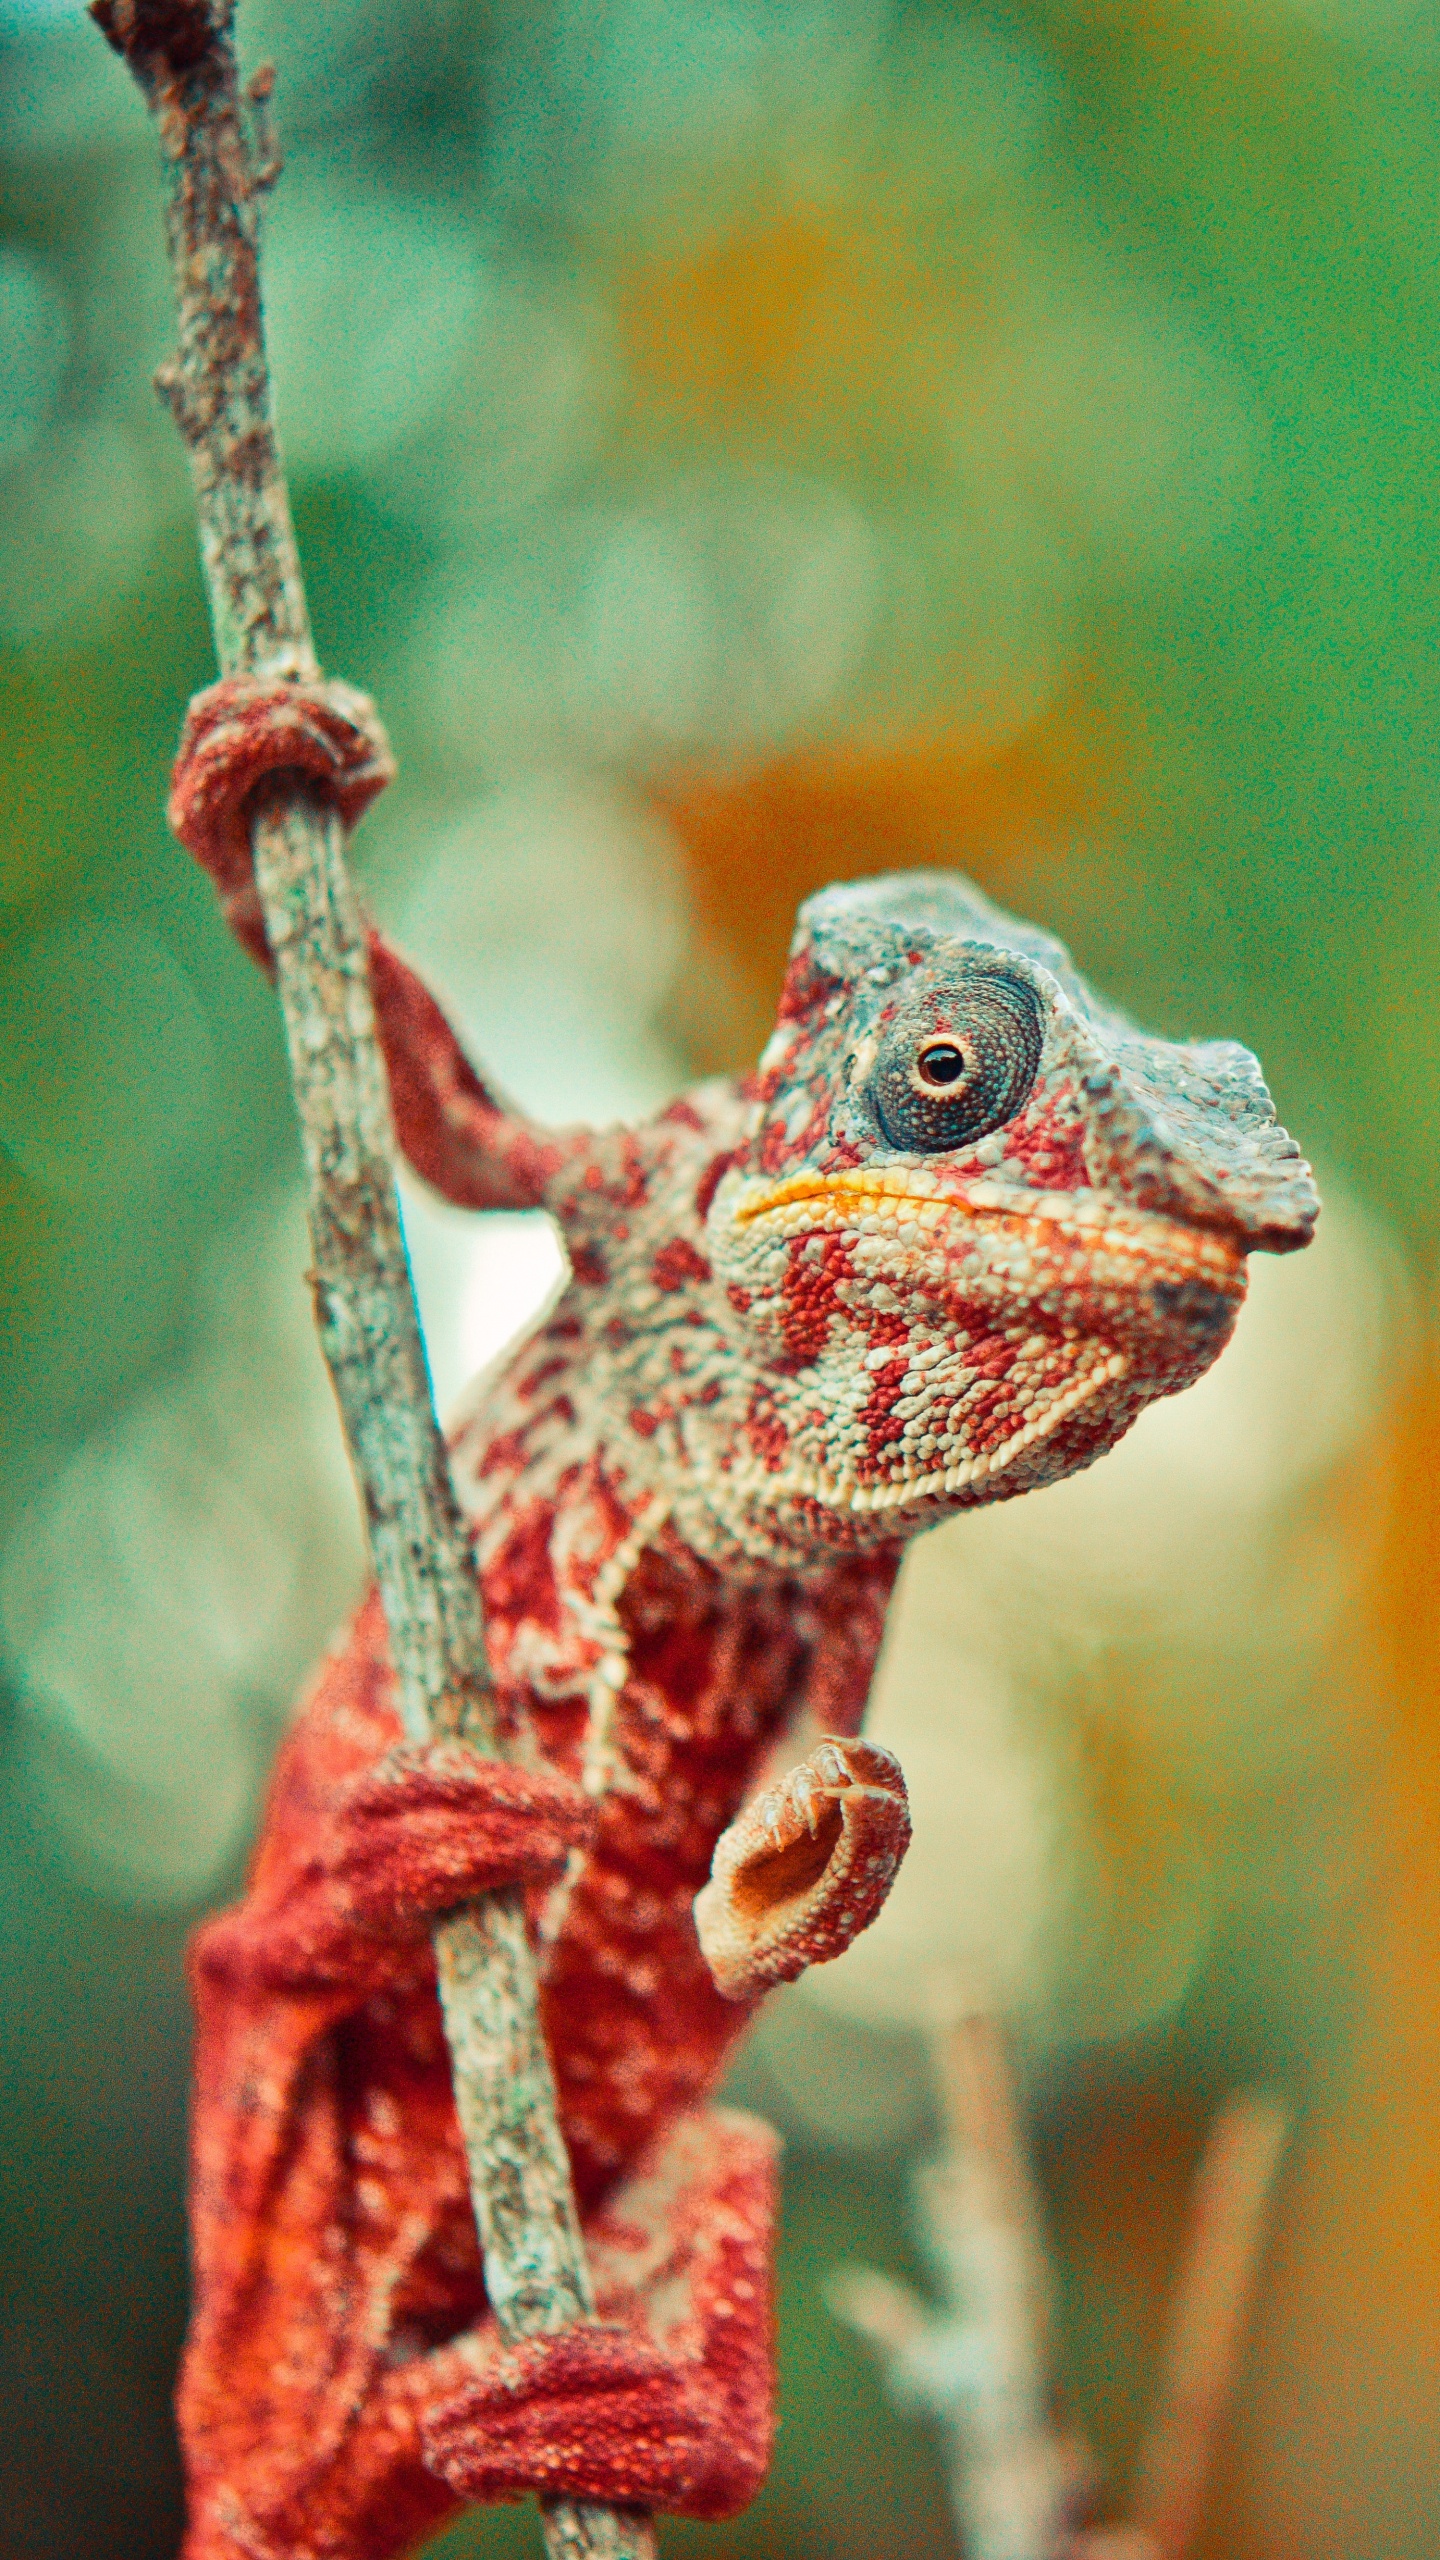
829,2014,1076,2560
88,4,649,2552
1129,2092,1289,2560
823,2264,934,2363
931,2014,1060,2388
829,2025,1287,2560
922,2017,1076,2560
246,63,281,192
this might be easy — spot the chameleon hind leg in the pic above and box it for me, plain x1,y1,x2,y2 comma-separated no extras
414,2106,780,2521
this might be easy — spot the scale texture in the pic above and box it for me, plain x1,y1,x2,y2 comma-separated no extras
169,678,1318,2560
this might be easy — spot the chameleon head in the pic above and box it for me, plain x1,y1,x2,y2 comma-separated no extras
696,871,1318,1553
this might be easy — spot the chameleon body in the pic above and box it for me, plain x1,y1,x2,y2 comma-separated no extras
168,680,1318,2560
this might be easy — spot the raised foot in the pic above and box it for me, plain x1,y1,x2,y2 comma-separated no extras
694,1734,910,1999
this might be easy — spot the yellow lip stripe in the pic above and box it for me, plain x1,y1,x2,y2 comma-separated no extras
732,1169,1242,1281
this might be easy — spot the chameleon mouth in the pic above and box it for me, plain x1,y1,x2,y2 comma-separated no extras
731,1167,1245,1292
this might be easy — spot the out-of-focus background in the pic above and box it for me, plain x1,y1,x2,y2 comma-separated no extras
1,1,1438,2553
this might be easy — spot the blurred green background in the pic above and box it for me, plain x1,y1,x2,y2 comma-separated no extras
2,1,1440,2553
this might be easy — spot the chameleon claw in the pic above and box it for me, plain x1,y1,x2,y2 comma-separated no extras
420,2324,712,2513
329,1741,596,1932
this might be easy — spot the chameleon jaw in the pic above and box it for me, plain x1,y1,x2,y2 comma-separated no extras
716,1337,1131,1519
708,1164,1248,1529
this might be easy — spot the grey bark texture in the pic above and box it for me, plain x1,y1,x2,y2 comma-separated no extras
90,4,653,2551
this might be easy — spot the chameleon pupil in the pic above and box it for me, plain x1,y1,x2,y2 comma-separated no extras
919,1043,965,1087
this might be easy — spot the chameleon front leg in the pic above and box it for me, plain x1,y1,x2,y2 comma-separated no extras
412,1740,908,2520
413,2106,780,2521
180,1663,601,2560
192,1724,596,1998
167,674,580,1209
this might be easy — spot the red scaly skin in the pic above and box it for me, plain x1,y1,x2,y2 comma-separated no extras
168,679,1319,2560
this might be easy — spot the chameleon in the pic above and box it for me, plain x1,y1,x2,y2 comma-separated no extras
166,676,1319,2560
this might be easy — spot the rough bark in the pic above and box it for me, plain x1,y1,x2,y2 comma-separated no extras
90,4,652,2550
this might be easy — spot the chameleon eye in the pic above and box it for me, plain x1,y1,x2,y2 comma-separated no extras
871,970,1042,1154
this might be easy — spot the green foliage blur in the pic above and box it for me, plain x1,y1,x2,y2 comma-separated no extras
1,3,1438,2556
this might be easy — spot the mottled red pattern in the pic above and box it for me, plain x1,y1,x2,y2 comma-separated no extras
168,680,1318,2560
651,1236,712,1293
182,1542,887,2557
779,1232,852,1371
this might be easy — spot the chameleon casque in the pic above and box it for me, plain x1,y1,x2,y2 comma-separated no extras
167,678,1319,2560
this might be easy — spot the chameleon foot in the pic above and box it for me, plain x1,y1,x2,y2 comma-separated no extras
418,2108,778,2521
327,1741,596,1933
192,1740,595,1993
169,673,394,968
694,1735,910,1999
422,2323,716,2514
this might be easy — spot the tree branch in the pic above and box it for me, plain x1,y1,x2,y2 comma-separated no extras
89,4,651,2551
828,2014,1078,2560
921,2017,1077,2560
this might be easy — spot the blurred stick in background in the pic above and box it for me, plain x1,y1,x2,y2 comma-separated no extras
828,2013,1077,2560
1130,2092,1291,2560
86,4,649,2555
830,2014,1288,2560
922,2016,1078,2560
